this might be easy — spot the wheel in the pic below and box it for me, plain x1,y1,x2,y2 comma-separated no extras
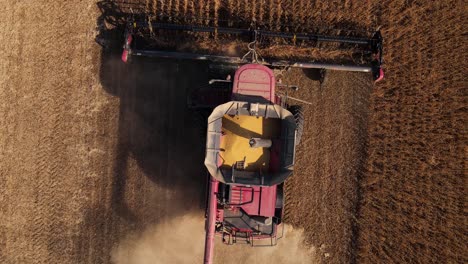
287,105,304,145
319,69,328,86
275,184,284,209
302,68,327,84
275,184,285,224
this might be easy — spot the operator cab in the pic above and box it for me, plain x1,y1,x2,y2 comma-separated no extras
231,64,276,103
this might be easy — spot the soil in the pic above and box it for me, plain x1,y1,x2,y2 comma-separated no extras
0,1,464,264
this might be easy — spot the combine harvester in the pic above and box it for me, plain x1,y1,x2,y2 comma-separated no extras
121,17,383,264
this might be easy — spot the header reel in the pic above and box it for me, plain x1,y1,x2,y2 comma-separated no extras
121,17,384,82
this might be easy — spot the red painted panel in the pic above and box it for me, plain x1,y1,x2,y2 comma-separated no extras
257,185,277,216
231,185,277,217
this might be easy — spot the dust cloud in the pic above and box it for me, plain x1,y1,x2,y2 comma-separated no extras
111,213,316,264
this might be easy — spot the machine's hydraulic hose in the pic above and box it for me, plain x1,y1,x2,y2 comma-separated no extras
204,178,219,264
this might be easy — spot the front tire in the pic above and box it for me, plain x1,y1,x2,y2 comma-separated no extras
288,105,304,145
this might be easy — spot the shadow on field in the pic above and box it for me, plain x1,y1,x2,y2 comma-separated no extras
99,2,213,218
104,56,211,213
74,1,376,263
74,1,225,262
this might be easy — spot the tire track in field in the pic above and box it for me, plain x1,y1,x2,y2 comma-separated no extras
319,72,339,261
0,4,22,261
0,1,99,263
348,72,372,264
26,7,71,264
30,4,78,261
336,72,363,263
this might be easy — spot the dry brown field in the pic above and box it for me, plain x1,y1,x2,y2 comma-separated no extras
0,1,465,264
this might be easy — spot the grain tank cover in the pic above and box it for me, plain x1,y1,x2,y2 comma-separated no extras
204,101,296,186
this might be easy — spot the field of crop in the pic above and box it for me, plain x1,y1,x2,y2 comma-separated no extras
357,2,466,263
0,0,465,264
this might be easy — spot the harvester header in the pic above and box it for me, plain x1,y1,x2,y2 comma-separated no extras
122,17,384,81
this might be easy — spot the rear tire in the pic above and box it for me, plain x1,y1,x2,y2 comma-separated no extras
275,184,284,224
288,105,304,145
275,184,284,209
281,181,294,223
